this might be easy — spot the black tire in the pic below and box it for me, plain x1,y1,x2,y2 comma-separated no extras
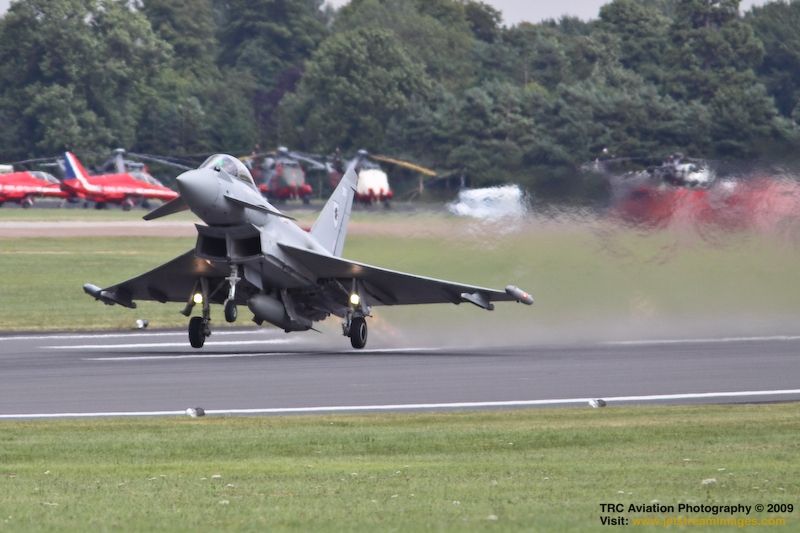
302,196,310,205
21,197,33,208
224,300,237,323
121,199,133,211
188,316,206,348
349,316,367,349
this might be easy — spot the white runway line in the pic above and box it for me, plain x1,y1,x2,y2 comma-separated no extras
2,389,799,419
603,335,800,346
48,339,296,350
86,352,297,361
84,347,446,361
0,330,278,342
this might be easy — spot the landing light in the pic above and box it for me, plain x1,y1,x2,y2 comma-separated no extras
193,292,204,305
349,293,361,306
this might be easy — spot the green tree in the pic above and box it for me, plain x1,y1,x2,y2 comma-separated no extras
746,1,800,117
217,0,327,87
547,67,711,161
463,0,502,43
216,0,328,143
598,0,670,82
708,83,792,157
278,27,431,152
333,0,475,89
665,0,764,101
138,0,259,154
141,0,218,77
0,0,171,159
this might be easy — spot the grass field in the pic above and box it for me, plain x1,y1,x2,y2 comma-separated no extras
0,205,197,222
1,213,799,336
1,211,798,532
0,404,797,531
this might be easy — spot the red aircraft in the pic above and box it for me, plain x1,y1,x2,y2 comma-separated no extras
0,168,68,207
608,155,800,232
62,151,179,210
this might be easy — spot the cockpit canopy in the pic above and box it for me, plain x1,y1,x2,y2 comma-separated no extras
29,171,60,184
129,171,165,186
200,154,255,188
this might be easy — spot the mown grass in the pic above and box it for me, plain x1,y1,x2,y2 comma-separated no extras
0,205,196,222
1,216,798,333
0,405,797,531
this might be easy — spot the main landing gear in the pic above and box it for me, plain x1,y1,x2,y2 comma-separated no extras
348,315,368,349
224,265,240,323
343,281,369,349
185,278,211,348
188,316,210,348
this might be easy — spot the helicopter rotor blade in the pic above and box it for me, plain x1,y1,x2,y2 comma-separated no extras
288,151,327,171
6,156,60,167
371,155,437,177
126,152,194,171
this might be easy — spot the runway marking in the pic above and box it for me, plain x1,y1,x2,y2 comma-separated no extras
84,347,446,361
48,339,295,350
0,330,278,342
85,352,296,361
604,335,800,346
2,389,799,419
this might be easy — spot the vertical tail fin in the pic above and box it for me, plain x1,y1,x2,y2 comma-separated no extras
309,158,360,257
62,152,100,193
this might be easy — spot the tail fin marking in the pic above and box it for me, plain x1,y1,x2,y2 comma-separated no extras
309,160,359,257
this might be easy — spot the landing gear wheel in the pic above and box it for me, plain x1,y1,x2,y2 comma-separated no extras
349,316,367,349
224,299,237,323
302,196,310,205
21,197,33,208
121,199,133,211
188,316,207,348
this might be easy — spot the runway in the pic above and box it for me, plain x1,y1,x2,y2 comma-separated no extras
1,329,799,418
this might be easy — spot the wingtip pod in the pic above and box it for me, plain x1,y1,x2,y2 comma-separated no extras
83,283,103,299
506,285,534,305
83,283,136,308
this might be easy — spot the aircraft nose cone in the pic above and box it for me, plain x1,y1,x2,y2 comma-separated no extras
176,169,219,207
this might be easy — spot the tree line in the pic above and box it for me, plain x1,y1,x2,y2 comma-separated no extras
0,0,798,200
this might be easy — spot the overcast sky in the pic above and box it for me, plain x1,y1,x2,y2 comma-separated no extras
325,0,771,25
0,0,772,24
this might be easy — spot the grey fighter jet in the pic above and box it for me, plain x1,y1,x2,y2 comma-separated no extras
84,154,533,349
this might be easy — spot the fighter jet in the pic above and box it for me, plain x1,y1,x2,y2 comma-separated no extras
84,154,533,349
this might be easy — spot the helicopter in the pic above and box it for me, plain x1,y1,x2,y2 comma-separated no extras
590,152,800,231
242,147,317,205
325,149,437,207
